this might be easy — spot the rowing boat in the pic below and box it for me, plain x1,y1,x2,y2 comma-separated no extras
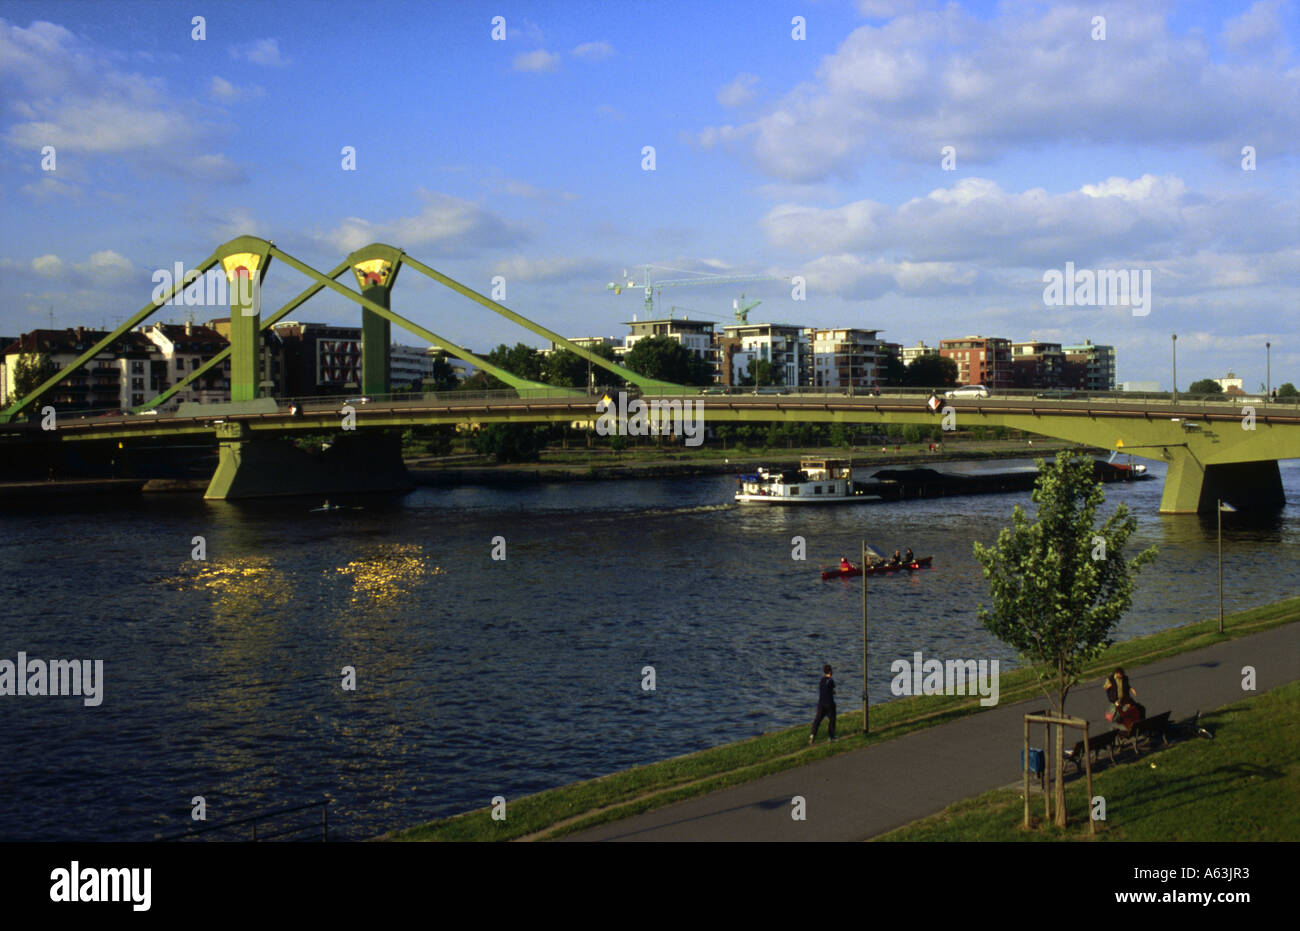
821,556,933,580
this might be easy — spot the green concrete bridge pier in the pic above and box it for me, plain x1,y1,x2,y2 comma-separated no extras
204,418,413,500
1160,452,1285,514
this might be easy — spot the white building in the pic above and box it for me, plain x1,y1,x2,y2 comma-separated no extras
901,341,937,366
142,322,230,407
721,322,809,387
391,343,432,388
1214,371,1245,395
624,318,716,378
807,328,881,388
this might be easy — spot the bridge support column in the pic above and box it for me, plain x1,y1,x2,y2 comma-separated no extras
217,237,274,402
1160,451,1284,514
348,247,402,398
205,422,413,500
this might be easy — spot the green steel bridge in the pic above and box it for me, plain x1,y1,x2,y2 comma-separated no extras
3,236,1297,511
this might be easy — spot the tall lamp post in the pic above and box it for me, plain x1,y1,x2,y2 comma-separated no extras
1218,499,1225,634
861,541,871,734
1171,334,1177,404
1266,341,1271,399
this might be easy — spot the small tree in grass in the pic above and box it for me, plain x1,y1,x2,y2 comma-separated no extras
973,450,1157,827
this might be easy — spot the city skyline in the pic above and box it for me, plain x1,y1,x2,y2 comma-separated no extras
3,0,1297,392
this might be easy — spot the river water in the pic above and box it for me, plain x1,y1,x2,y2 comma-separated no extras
1,458,1297,840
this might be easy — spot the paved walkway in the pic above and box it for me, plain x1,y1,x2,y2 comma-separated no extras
563,622,1299,841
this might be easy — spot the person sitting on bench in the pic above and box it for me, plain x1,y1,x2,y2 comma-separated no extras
1103,667,1144,733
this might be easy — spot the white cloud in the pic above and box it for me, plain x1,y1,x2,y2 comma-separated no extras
209,76,263,102
31,255,65,277
23,251,133,283
513,49,560,72
1222,0,1287,55
320,189,527,256
492,256,600,282
20,176,79,199
717,73,759,108
0,19,245,182
229,38,288,67
499,178,578,201
572,41,613,61
695,4,1300,181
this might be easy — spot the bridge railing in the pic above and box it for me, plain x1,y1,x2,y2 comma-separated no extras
11,386,1300,427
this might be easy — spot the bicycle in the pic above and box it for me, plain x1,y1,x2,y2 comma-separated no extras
1169,710,1215,741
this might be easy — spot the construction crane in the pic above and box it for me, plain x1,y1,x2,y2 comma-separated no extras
607,265,787,319
732,294,763,323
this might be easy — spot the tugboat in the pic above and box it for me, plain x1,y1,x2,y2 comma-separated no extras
1100,450,1149,481
734,458,876,504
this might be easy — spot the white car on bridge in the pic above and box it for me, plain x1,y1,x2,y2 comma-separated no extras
945,384,990,399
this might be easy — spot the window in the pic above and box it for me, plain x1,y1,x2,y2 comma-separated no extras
814,486,823,494
790,487,800,496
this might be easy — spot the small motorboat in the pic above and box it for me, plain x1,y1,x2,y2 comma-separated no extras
821,556,933,580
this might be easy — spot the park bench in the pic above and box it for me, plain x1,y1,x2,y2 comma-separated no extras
1063,728,1119,774
1120,710,1171,757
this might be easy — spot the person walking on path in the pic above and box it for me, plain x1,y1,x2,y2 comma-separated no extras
810,665,837,744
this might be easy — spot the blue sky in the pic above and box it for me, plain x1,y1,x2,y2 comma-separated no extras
3,0,1297,389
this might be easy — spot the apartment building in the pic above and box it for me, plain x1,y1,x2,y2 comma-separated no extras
807,328,882,389
939,336,1013,388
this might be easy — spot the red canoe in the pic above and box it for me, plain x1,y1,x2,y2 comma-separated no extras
821,556,933,580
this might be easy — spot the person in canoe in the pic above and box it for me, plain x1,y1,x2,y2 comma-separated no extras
839,556,855,572
890,550,902,566
904,547,914,564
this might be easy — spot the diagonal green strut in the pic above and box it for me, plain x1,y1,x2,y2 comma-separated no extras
399,254,685,392
1,252,220,422
267,246,573,396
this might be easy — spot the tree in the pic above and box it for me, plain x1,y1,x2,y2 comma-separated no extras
904,354,958,388
425,355,459,391
973,451,1157,827
541,348,588,388
473,423,544,462
1276,382,1297,399
878,353,906,387
545,344,622,390
13,352,58,404
625,336,702,384
743,358,776,387
1187,378,1223,396
488,343,543,382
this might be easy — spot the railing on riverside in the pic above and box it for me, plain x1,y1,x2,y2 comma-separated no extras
155,799,331,842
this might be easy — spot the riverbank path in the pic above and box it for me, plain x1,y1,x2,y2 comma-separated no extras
561,621,1299,841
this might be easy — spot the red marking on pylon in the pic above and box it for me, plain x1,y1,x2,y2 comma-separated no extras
363,271,384,285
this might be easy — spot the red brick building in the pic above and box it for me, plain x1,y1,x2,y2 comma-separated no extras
939,336,1012,389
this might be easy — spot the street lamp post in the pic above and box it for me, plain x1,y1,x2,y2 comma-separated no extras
1171,334,1177,404
1218,499,1224,634
861,539,869,734
1266,341,1271,399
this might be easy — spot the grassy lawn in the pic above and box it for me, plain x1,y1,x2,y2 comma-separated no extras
383,596,1300,842
874,679,1300,841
